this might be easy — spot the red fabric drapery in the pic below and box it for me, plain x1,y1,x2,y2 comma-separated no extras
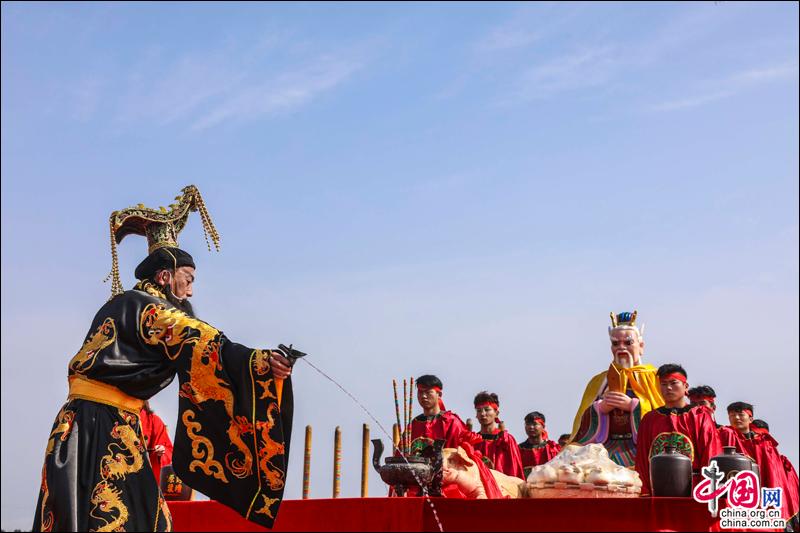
168,497,719,532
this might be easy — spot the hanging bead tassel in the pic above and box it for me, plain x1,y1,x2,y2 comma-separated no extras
193,188,221,252
103,216,124,299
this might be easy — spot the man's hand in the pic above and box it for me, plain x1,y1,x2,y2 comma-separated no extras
154,444,166,457
270,351,293,380
598,391,634,413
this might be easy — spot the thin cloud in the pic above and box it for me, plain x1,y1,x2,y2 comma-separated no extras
473,2,582,54
649,90,735,112
474,3,783,108
729,62,798,84
475,26,541,53
111,35,366,131
648,62,798,112
191,55,362,131
503,45,619,103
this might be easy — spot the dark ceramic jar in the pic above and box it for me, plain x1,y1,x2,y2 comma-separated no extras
712,446,756,481
650,445,693,497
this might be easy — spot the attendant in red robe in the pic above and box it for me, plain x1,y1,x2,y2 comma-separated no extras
472,391,524,479
719,403,799,529
408,375,474,450
688,385,721,428
518,411,561,478
139,401,174,487
635,364,722,496
557,433,571,448
399,375,503,499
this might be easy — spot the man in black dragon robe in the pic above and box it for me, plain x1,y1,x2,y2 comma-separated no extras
33,185,295,531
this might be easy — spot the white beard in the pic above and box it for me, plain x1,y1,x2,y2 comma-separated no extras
614,352,634,368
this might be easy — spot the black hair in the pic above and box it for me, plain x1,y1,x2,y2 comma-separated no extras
727,401,754,414
688,385,716,398
752,419,769,431
524,411,546,424
416,375,443,389
657,363,687,379
473,391,499,407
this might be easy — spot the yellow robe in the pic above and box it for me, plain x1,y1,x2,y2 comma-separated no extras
569,363,664,440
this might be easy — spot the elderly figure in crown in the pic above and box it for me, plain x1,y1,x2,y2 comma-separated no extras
569,311,664,467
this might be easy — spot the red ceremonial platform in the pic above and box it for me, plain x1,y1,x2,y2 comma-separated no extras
167,496,717,532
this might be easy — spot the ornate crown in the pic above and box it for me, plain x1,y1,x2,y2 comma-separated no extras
608,310,644,337
609,310,637,328
104,185,220,296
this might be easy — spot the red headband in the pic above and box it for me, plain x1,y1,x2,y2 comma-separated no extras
690,395,716,404
743,409,753,418
660,373,687,384
417,385,445,411
532,418,549,440
475,402,499,411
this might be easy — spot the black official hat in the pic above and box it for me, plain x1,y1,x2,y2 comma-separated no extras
104,185,220,296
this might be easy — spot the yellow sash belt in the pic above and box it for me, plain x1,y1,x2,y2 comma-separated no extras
68,375,144,414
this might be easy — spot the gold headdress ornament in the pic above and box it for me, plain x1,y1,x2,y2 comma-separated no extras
608,310,643,337
104,185,220,297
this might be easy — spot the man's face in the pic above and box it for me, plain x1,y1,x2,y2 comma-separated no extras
475,405,498,427
417,387,440,411
609,329,643,368
170,266,195,299
728,410,752,433
659,376,688,404
525,419,544,440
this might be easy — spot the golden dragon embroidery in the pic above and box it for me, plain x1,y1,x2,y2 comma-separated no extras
39,463,54,532
141,303,253,479
256,402,286,490
39,406,76,531
45,406,75,455
89,411,144,531
100,419,146,481
69,318,116,374
89,480,129,532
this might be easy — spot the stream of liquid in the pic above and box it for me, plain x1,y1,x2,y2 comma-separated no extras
299,358,445,532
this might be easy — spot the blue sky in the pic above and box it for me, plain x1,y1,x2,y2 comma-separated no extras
2,2,798,530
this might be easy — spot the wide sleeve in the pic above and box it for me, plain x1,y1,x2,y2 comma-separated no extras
694,408,721,472
501,433,526,480
635,412,654,496
443,412,480,449
138,301,292,529
573,402,609,445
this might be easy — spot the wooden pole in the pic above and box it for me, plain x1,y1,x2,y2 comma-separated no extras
302,425,312,499
361,423,370,497
333,426,342,498
392,380,402,453
402,379,408,455
407,377,414,454
392,423,400,452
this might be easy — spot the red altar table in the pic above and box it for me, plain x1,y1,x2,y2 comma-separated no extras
168,497,718,532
